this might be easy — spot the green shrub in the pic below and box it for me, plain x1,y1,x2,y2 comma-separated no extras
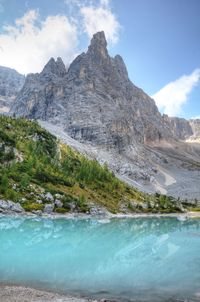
55,207,68,214
0,174,9,194
20,173,31,189
5,189,19,202
77,194,89,213
23,203,44,212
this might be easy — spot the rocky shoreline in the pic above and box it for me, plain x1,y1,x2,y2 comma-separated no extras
0,284,196,302
0,197,200,220
0,284,101,302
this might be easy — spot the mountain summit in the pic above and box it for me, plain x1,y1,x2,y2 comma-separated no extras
10,31,173,150
41,57,67,78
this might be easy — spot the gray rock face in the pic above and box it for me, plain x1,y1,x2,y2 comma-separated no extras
0,66,25,113
189,119,200,139
44,203,54,214
163,115,193,140
0,199,24,213
163,115,200,141
44,192,54,202
10,31,173,151
54,199,63,208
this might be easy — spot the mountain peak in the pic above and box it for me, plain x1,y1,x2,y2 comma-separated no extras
42,57,66,77
90,31,107,47
87,31,108,60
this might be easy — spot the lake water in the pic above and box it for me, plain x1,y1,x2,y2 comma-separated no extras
0,216,200,301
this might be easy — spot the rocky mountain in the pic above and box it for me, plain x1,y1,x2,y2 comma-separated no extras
11,32,174,151
163,114,200,141
163,115,193,140
10,31,200,201
188,119,200,140
0,66,25,113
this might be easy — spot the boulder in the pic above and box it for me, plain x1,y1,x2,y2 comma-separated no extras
0,199,24,213
44,192,54,202
44,203,54,214
54,199,63,208
36,199,43,204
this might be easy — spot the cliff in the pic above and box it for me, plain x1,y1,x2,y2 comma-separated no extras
0,66,25,113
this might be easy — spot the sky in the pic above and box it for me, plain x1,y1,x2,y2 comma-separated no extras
0,0,199,119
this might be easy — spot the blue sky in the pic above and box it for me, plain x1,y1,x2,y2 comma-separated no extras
0,0,199,119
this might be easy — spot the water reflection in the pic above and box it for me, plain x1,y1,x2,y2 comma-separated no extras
0,216,200,301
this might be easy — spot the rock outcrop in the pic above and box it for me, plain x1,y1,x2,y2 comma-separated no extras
163,115,193,140
189,119,200,139
0,199,24,213
0,66,25,113
163,114,200,141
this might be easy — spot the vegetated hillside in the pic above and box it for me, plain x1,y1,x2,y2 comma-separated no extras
0,116,190,214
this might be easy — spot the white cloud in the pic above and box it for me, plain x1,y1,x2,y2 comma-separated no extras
0,10,78,74
64,0,121,44
0,1,121,74
80,0,120,44
152,69,200,117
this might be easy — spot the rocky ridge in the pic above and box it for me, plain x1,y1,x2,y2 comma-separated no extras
10,32,174,149
0,66,25,113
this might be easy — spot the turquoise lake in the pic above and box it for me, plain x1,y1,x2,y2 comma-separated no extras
0,216,200,301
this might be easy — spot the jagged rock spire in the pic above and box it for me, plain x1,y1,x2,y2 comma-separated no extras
42,57,66,77
89,31,107,48
87,31,109,61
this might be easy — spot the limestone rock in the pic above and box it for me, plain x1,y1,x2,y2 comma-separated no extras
163,115,193,140
10,31,173,150
36,199,43,204
9,202,24,213
0,66,24,113
163,115,200,141
44,192,54,202
44,203,54,214
54,199,63,208
189,119,200,140
41,57,67,78
0,199,24,213
0,199,10,210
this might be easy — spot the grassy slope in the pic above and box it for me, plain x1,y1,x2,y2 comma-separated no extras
0,116,189,214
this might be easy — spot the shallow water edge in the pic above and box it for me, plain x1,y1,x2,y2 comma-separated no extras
1,210,200,220
1,214,200,302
